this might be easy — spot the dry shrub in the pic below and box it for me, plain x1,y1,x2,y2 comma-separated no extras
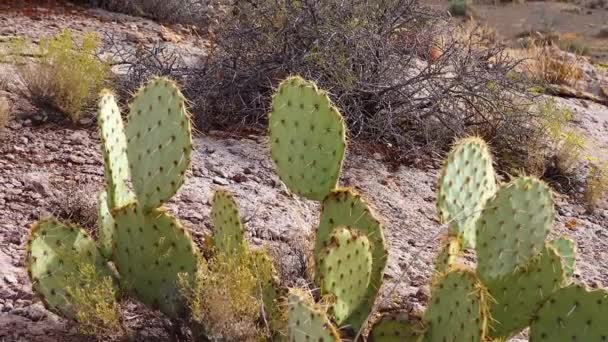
584,160,608,213
186,0,532,162
47,185,99,233
65,261,123,337
513,45,583,86
13,29,110,121
179,246,281,341
0,97,10,131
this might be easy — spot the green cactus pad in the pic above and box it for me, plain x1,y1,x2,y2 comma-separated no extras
368,312,423,342
315,188,388,331
26,218,116,318
211,190,245,254
476,177,554,281
433,235,461,274
423,268,489,342
125,77,192,211
287,288,341,342
549,237,576,282
318,227,373,324
97,191,115,259
529,285,608,341
485,245,566,339
437,137,496,248
113,203,199,318
98,90,134,209
269,76,346,201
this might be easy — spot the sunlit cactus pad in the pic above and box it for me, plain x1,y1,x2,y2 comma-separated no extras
549,237,576,282
423,268,489,342
529,285,608,341
125,77,192,210
98,90,134,209
211,190,245,254
26,218,116,318
97,191,115,259
437,137,496,248
433,235,461,274
485,245,566,339
318,227,373,324
287,288,341,342
113,204,199,318
269,76,346,201
315,188,388,330
476,177,554,281
368,312,423,342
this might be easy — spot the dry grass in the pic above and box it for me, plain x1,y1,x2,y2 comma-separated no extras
0,97,10,131
13,30,110,121
47,185,99,233
584,160,608,213
509,46,583,86
179,246,281,341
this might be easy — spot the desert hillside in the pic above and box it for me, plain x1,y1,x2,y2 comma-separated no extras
0,1,606,341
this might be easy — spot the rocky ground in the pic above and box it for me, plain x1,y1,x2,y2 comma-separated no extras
0,2,607,341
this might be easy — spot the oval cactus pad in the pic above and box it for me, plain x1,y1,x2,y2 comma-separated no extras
269,76,346,201
318,227,373,324
125,77,192,210
530,285,608,342
98,90,134,209
437,137,496,248
476,177,554,281
113,204,199,318
287,288,341,342
423,268,489,342
211,190,245,254
27,218,115,318
368,312,423,342
315,188,388,331
486,245,566,339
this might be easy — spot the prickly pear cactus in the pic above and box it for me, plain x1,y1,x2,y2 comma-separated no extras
98,90,134,209
26,218,116,318
113,204,199,318
549,237,576,282
269,76,346,201
485,245,566,339
318,227,373,324
433,235,461,274
211,190,245,254
437,137,496,248
315,188,388,330
368,312,423,342
423,268,489,342
287,288,341,342
529,285,608,341
125,78,192,211
476,177,554,282
97,191,115,259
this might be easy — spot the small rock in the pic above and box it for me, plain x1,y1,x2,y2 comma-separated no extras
3,274,17,285
159,26,183,43
68,155,85,164
125,31,145,43
212,177,229,186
